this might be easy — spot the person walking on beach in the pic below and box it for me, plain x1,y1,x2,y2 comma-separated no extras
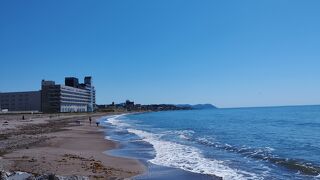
89,117,92,125
96,122,100,127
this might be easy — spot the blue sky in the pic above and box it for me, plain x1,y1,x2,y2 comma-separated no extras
1,0,320,108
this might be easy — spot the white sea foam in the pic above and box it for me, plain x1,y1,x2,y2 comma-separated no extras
107,115,261,179
175,130,194,140
106,114,130,127
127,128,260,180
265,147,275,152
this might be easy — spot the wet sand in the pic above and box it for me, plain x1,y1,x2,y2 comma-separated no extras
0,113,145,179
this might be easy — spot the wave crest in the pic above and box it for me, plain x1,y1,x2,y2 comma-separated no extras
127,128,259,180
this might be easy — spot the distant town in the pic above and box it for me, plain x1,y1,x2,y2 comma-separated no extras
97,100,191,112
0,76,216,114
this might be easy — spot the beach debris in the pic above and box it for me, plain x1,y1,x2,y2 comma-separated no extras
0,171,89,180
56,175,89,180
55,175,89,180
63,154,89,161
34,174,90,180
28,158,36,162
0,171,34,180
35,174,59,180
0,171,6,180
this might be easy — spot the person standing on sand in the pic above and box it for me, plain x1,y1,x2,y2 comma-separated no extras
89,117,92,124
96,122,100,127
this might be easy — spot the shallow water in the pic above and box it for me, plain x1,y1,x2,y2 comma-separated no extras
101,106,320,180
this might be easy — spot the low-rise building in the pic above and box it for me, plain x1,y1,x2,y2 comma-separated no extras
0,91,41,112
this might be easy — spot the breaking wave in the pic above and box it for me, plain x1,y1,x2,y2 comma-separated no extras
104,114,320,178
195,137,320,176
127,128,260,180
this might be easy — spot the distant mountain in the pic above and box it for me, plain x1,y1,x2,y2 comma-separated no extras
176,104,217,110
192,104,218,109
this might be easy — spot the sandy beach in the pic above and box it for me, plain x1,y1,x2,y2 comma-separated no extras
0,113,145,179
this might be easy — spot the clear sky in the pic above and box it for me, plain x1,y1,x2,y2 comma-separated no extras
1,0,320,108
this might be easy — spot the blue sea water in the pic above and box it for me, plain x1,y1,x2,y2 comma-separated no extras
101,106,320,180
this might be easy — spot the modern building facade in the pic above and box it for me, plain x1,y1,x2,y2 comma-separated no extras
41,77,96,113
0,91,41,112
0,76,96,113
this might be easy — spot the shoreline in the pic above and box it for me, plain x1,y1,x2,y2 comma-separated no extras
0,112,145,179
102,112,223,180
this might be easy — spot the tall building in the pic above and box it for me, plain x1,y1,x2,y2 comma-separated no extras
0,91,41,112
41,77,96,113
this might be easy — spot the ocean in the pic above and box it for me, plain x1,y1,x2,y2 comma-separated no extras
100,106,320,180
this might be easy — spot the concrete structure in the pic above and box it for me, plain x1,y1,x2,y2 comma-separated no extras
41,77,96,113
0,91,41,112
65,77,79,88
0,76,96,113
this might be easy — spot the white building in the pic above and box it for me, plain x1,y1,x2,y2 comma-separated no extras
41,77,96,113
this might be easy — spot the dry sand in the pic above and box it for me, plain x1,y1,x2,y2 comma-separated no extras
0,113,145,179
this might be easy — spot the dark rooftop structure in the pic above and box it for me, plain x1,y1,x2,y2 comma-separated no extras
65,77,79,88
